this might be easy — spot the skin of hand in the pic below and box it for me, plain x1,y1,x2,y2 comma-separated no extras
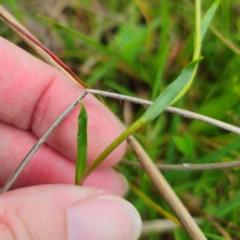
0,37,142,240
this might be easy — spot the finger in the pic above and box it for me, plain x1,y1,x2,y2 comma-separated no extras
0,37,126,167
0,185,142,240
0,122,127,196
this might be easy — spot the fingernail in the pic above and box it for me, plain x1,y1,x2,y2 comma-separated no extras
68,194,142,240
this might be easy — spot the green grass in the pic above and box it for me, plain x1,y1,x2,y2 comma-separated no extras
1,0,240,239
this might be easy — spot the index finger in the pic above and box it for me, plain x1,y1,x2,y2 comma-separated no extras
0,37,126,167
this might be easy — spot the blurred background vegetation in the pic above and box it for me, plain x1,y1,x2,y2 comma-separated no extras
1,0,240,239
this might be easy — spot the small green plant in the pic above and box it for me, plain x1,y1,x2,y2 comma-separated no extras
1,0,240,239
78,59,200,185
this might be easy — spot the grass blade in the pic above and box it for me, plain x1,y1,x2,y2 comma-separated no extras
78,59,200,184
141,59,201,122
1,91,88,193
130,183,182,227
75,102,88,185
39,16,141,74
212,191,240,218
204,233,231,240
201,0,219,40
196,137,240,163
0,5,87,87
169,0,219,105
210,26,240,57
172,0,202,104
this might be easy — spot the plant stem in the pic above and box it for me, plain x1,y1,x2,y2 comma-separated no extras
193,0,201,60
80,59,198,184
0,5,87,87
88,89,240,135
77,119,144,185
1,91,88,193
127,136,207,240
171,0,202,104
130,183,182,227
210,26,240,57
121,159,240,171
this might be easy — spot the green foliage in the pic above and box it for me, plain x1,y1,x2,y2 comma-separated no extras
201,0,219,39
75,102,88,185
173,134,194,157
141,60,200,121
204,233,229,240
2,0,240,239
79,59,199,183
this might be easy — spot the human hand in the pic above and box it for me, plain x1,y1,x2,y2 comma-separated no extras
0,37,141,239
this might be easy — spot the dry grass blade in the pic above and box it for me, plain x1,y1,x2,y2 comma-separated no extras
204,215,232,240
0,4,87,87
88,89,240,135
130,183,182,227
78,60,199,185
187,206,240,233
127,135,207,240
211,26,240,57
141,218,200,236
0,91,88,193
121,159,240,170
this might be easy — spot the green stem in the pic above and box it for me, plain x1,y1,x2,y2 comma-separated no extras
210,26,240,57
172,0,201,104
78,119,145,185
193,0,201,60
78,0,202,185
130,183,182,227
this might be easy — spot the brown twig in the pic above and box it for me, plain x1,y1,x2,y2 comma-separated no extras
88,89,240,136
204,215,232,240
0,5,236,239
2,6,240,137
211,26,240,57
0,4,87,87
141,218,200,236
120,159,240,171
187,206,240,233
127,136,207,240
0,91,88,193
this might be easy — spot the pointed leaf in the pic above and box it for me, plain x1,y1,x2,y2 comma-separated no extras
75,102,88,184
0,6,87,87
201,0,219,40
39,16,139,72
141,59,201,122
173,134,194,157
78,59,201,185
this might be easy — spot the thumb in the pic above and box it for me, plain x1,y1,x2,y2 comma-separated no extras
0,185,142,240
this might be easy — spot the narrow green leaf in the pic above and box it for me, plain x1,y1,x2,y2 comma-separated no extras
211,26,240,57
39,16,141,75
75,102,88,185
172,0,219,104
212,190,240,217
39,16,116,57
78,59,201,185
201,0,219,40
173,134,194,157
130,183,182,227
204,233,227,240
141,59,201,122
172,0,202,103
196,137,240,163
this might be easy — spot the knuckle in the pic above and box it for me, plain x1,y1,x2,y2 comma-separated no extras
0,207,32,240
